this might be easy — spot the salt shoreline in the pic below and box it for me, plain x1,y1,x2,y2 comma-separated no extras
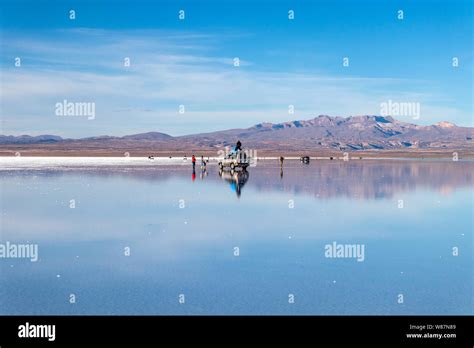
0,156,469,170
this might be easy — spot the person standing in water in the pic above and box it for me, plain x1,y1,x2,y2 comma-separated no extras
192,155,196,169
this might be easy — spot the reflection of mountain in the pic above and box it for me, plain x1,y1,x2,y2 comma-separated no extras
252,161,474,200
8,160,473,200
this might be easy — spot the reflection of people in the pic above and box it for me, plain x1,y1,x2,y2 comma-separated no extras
219,169,249,198
280,167,283,179
200,161,207,179
192,168,196,181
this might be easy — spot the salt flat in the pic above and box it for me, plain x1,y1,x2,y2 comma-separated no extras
0,156,207,169
0,156,297,170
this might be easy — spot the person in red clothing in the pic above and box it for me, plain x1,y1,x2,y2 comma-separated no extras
192,155,196,169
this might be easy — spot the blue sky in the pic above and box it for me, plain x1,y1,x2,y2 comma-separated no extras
0,0,472,137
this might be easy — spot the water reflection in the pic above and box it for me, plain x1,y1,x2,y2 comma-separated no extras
0,159,472,315
6,160,471,200
222,160,473,199
218,169,249,198
200,165,208,180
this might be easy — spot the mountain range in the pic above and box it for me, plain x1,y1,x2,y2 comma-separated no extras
1,115,473,153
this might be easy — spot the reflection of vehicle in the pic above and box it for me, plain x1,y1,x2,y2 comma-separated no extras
218,150,251,170
219,169,249,197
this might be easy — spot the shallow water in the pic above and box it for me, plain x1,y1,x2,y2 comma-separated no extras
0,160,472,315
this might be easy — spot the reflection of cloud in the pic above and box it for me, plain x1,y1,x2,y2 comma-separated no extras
1,29,464,137
1,214,72,239
1,161,472,255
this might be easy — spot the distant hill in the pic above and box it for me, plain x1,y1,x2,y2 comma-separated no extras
182,115,473,150
1,116,473,152
0,134,64,144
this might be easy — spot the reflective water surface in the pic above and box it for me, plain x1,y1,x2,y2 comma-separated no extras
0,160,473,314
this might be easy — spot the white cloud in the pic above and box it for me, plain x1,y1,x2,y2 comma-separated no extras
1,28,471,136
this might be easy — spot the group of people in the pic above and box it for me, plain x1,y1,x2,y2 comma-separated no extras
190,155,209,181
191,155,208,169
